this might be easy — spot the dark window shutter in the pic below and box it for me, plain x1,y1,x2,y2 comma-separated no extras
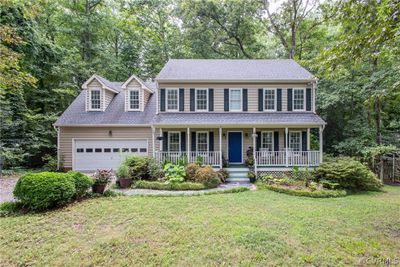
179,88,184,111
160,88,166,111
256,131,261,151
209,131,214,151
190,88,195,111
208,88,214,111
242,89,248,111
277,88,282,111
181,132,186,151
287,88,293,111
274,131,279,151
258,89,263,111
163,132,168,151
306,88,312,111
191,131,196,151
302,131,307,151
224,89,229,111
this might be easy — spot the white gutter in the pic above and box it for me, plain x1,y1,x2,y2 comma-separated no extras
53,125,60,170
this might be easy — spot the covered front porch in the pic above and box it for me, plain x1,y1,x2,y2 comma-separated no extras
152,126,325,171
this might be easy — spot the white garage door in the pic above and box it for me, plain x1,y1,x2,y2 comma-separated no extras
73,139,148,171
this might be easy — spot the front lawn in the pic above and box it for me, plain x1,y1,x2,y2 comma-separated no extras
1,186,399,266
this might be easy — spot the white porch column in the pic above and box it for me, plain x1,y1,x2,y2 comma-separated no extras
285,127,289,167
160,128,163,152
253,127,257,175
219,127,223,169
187,127,190,164
307,128,311,165
319,126,324,163
151,126,156,157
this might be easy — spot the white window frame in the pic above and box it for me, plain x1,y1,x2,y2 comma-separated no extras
263,88,277,112
166,88,179,112
195,88,208,112
168,131,181,152
289,131,302,152
229,88,242,112
261,131,274,151
196,131,209,152
128,89,140,111
293,88,306,111
89,89,101,110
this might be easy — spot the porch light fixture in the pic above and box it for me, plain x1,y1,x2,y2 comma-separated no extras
245,133,248,138
252,133,258,138
223,133,226,137
108,130,112,137
157,136,163,141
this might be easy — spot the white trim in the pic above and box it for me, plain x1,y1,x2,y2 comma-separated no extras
127,89,141,111
196,131,209,152
260,131,274,151
88,89,102,111
167,131,181,152
195,88,209,112
72,138,149,171
165,88,179,112
292,88,306,111
229,88,243,112
121,74,153,93
227,131,244,164
263,88,277,112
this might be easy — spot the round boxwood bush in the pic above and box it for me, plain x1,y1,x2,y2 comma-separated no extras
13,172,76,211
314,158,383,191
67,171,93,198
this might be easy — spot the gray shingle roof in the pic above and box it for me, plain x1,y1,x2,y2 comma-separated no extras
54,87,156,126
156,59,315,81
152,112,326,126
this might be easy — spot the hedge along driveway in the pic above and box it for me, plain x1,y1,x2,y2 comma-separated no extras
0,187,399,266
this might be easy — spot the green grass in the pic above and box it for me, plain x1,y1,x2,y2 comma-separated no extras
257,182,347,198
0,186,399,266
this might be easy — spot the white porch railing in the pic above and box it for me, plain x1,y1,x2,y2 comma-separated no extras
256,151,320,167
155,152,187,165
189,151,220,166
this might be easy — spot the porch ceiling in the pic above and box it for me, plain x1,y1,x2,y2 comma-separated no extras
152,112,326,128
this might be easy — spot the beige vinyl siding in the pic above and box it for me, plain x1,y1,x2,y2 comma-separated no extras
59,127,155,168
104,90,115,110
158,82,313,113
143,90,151,107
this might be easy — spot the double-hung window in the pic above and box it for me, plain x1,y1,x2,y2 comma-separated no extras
168,132,180,152
264,89,276,111
129,90,140,110
229,89,242,111
166,89,178,111
261,131,274,151
196,89,208,111
293,88,305,111
289,132,301,151
90,90,101,110
196,132,208,152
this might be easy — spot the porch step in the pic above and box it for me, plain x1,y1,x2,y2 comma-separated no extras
225,167,250,183
226,178,250,183
228,172,248,178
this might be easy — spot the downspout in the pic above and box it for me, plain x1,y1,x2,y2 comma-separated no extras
53,125,60,170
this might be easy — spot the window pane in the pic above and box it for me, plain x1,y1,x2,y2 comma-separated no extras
264,89,275,110
196,89,208,110
130,90,139,109
169,132,180,151
229,89,241,111
113,148,120,153
86,148,93,153
197,132,208,152
95,148,102,153
131,148,138,153
167,89,178,110
293,89,304,110
289,132,301,151
104,148,111,153
140,148,147,153
261,132,273,151
77,148,84,153
91,90,101,109
122,148,129,152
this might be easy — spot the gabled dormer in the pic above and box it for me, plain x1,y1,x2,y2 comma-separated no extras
121,74,153,112
82,74,119,112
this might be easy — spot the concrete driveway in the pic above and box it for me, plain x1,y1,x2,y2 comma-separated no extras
0,176,18,203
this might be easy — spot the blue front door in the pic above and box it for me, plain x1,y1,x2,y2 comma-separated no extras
228,132,242,163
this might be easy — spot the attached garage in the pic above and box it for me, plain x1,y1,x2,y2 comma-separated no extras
73,139,148,171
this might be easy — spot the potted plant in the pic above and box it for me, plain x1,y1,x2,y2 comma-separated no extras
116,164,131,188
247,171,256,183
92,169,112,194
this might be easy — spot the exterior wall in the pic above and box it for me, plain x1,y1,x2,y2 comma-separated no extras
59,126,156,169
158,82,314,113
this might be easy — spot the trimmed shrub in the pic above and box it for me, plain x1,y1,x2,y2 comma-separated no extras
67,171,93,198
186,162,201,182
203,176,221,188
216,169,229,183
123,156,161,181
194,166,218,184
315,158,383,191
257,183,347,198
0,201,23,217
135,180,207,190
13,172,76,210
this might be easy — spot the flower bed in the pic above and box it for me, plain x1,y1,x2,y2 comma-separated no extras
257,183,347,198
134,180,211,191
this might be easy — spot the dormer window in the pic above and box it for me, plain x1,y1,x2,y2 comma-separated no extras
166,89,179,111
90,90,101,110
129,90,140,110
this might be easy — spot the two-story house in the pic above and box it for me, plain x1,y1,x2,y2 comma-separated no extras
55,59,326,177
